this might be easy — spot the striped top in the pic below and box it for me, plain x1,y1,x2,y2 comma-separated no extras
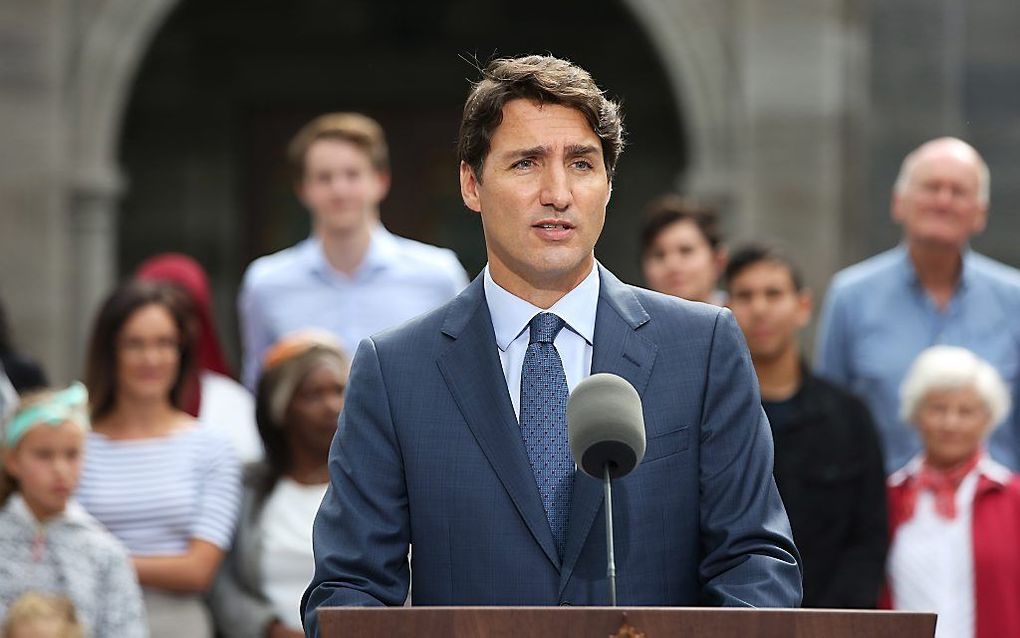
76,426,242,555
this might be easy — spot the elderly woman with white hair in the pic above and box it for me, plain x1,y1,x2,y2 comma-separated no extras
883,345,1020,638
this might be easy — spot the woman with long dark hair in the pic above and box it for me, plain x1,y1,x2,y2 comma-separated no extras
210,331,347,638
135,253,262,462
75,280,241,638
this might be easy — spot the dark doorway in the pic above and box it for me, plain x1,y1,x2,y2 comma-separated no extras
118,0,686,363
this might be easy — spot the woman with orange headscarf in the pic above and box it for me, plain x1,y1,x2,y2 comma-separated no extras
210,332,348,638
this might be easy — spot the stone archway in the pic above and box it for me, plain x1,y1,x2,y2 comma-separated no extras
622,0,733,197
64,0,735,376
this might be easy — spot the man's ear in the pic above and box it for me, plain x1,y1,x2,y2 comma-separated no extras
460,161,483,213
890,192,905,225
374,170,392,203
972,201,989,235
294,179,309,210
796,288,814,329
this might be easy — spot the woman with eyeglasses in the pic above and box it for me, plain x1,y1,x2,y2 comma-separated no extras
75,280,241,638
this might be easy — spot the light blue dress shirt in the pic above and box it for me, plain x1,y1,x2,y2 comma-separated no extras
483,263,599,421
239,225,469,388
815,244,1020,473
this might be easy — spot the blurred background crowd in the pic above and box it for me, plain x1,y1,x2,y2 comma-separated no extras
3,1,1020,637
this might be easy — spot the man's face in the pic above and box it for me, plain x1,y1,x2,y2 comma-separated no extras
298,138,389,235
460,99,611,296
892,146,987,250
727,261,810,363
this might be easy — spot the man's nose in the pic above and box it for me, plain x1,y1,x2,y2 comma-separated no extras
539,165,572,211
749,295,769,315
934,185,955,207
328,173,357,196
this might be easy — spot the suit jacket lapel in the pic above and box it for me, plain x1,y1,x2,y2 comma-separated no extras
559,265,658,595
436,277,562,570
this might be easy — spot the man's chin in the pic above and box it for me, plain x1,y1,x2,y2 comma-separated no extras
909,228,972,251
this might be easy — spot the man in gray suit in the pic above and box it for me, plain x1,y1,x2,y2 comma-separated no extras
303,55,801,634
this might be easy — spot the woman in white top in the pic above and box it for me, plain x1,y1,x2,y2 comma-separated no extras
76,281,241,638
210,331,348,638
884,345,1020,638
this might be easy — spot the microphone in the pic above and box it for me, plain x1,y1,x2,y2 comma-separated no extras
567,373,646,606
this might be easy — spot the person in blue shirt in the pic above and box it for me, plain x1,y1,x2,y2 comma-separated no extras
238,113,469,389
815,137,1020,474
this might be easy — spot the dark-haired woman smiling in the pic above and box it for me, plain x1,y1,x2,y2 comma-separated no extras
211,332,347,638
75,280,241,638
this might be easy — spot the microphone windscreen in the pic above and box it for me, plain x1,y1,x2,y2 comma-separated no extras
567,373,645,479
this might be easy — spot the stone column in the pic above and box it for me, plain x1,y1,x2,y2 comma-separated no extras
735,0,869,299
0,0,73,382
68,168,124,373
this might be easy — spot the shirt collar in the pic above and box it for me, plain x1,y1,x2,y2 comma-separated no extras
889,451,1010,488
483,262,600,352
305,223,401,279
4,493,94,527
897,242,976,291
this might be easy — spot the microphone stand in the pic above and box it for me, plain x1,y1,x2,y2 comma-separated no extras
603,464,617,607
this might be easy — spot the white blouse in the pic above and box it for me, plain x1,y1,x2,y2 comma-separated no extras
888,467,980,638
259,478,328,631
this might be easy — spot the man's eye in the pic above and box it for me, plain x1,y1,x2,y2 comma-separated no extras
512,159,535,170
572,160,594,170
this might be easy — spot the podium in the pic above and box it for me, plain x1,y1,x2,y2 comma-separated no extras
318,606,936,637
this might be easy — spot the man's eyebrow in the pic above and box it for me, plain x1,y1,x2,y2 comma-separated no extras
565,144,600,157
495,144,601,163
498,146,549,161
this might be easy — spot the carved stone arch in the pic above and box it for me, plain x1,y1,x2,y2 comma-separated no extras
62,0,731,373
618,0,734,198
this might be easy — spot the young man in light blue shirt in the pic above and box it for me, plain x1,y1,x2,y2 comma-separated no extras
238,113,469,388
815,137,1020,474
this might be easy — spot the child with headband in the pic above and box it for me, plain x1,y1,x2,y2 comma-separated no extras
0,383,147,637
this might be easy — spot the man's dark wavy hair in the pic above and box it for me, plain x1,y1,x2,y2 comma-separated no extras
457,55,625,182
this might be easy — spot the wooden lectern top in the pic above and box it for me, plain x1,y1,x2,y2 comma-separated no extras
318,606,936,638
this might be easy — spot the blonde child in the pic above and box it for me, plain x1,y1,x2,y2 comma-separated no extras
0,384,146,637
3,592,83,638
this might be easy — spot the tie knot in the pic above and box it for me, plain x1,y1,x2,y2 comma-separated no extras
529,313,565,344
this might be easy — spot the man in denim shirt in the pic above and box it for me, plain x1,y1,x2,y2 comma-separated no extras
815,137,1020,474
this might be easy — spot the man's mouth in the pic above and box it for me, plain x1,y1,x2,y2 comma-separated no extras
533,220,575,230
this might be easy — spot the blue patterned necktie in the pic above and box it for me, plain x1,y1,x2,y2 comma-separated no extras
520,312,574,558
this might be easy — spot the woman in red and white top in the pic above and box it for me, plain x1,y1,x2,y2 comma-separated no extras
884,345,1020,638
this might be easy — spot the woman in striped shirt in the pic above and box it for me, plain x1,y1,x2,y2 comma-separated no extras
76,281,241,638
